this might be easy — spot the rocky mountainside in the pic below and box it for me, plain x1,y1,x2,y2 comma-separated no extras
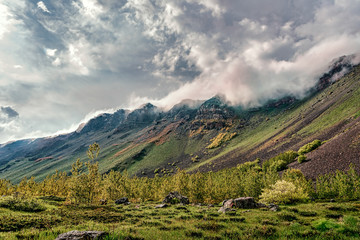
0,57,359,183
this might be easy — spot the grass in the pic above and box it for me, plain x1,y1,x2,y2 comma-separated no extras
0,197,359,240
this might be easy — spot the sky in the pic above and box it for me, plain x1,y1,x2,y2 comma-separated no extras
0,0,360,144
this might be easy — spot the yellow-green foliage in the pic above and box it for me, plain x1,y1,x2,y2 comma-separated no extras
1,145,360,205
259,180,309,204
0,197,46,212
297,155,307,163
298,139,322,155
262,150,298,172
207,132,237,149
316,165,360,200
0,179,13,195
282,169,314,197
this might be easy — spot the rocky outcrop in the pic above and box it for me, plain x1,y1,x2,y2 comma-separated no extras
55,230,108,240
77,109,127,134
268,203,280,211
162,191,189,205
125,103,160,125
219,197,270,213
233,197,258,209
195,96,235,120
316,55,354,91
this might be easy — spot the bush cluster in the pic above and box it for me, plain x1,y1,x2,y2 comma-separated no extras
259,180,309,204
0,197,46,212
298,140,322,155
262,151,298,172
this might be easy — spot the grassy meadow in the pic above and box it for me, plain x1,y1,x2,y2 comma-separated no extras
0,197,360,240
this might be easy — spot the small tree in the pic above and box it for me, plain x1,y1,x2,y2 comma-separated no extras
259,180,309,204
69,143,101,204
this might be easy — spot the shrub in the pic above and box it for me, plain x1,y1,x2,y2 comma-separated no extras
312,219,341,232
270,160,287,171
259,180,309,204
282,169,314,198
298,140,322,155
0,197,46,212
262,151,298,172
298,155,307,163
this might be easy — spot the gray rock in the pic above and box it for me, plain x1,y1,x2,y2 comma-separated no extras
218,206,236,214
155,203,168,208
268,203,280,212
257,203,267,208
115,197,129,205
233,197,258,209
162,191,189,205
55,230,108,240
223,199,234,208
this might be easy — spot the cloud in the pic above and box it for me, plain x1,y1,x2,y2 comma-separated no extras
124,0,360,109
1,0,360,143
1,106,19,119
37,1,50,13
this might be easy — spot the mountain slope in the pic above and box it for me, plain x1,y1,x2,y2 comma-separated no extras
0,60,359,183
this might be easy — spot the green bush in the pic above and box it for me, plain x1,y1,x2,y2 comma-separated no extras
297,155,307,163
262,151,298,172
270,160,288,171
0,197,46,212
259,180,309,204
298,140,322,155
312,219,341,232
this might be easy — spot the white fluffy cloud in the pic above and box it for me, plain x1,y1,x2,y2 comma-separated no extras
37,1,50,13
124,0,360,109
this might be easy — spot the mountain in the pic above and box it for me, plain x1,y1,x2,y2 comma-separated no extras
0,58,359,183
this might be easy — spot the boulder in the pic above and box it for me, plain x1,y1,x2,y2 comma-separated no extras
257,203,267,208
115,197,130,205
233,197,258,209
218,206,236,214
55,230,108,240
268,203,280,212
223,199,234,209
162,191,189,205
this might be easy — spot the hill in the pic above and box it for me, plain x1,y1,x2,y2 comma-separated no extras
0,57,359,183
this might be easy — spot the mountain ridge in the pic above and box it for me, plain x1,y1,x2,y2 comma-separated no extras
0,57,359,183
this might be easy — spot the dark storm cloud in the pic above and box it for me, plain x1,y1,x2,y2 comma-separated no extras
0,106,19,119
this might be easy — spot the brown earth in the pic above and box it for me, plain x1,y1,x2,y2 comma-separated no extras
289,118,360,179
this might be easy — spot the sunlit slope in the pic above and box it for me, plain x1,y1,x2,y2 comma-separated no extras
0,64,359,183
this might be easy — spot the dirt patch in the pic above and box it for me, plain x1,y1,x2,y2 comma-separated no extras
289,118,360,179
